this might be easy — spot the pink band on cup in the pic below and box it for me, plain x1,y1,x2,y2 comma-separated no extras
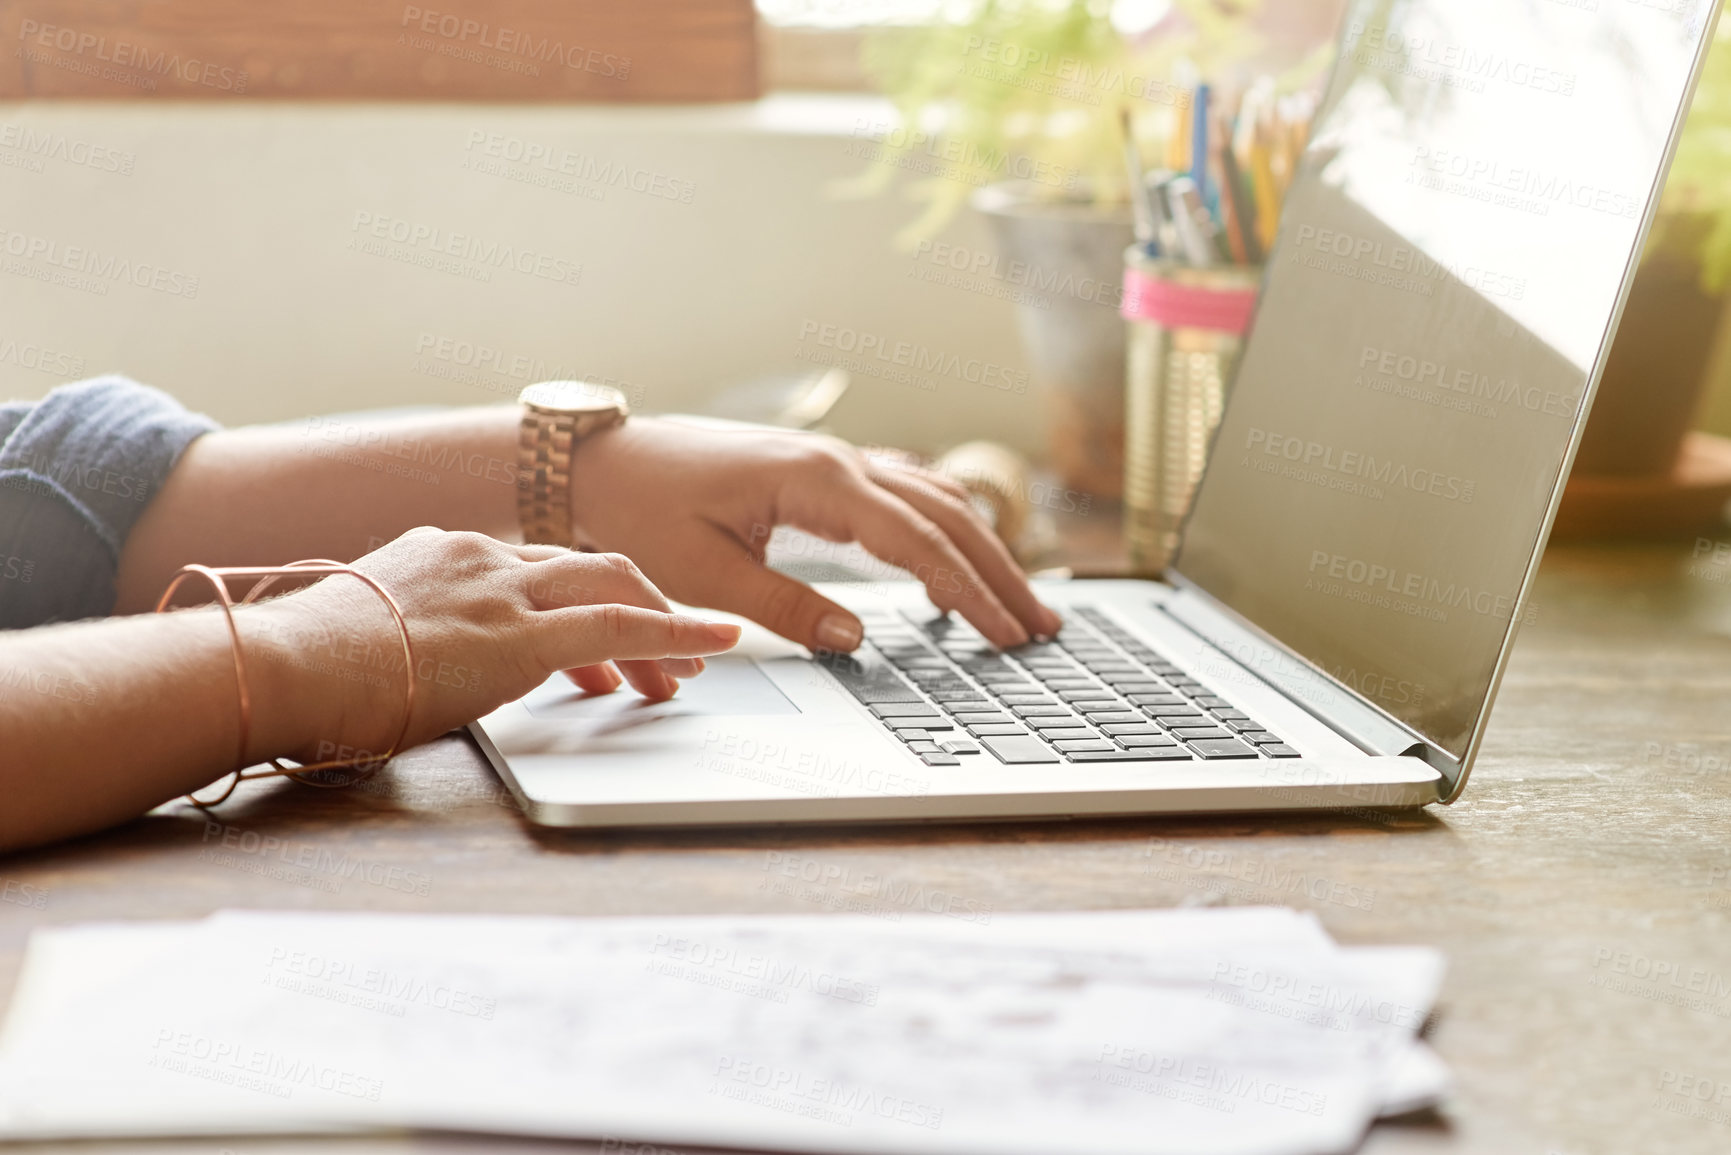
1121,266,1258,335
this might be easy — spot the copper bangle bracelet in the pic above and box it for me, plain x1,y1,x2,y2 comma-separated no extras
154,560,417,809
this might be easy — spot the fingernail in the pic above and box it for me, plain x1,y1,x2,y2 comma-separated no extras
814,613,863,652
1038,607,1064,637
704,621,743,645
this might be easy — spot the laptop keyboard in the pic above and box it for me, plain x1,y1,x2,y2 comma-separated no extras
817,604,1301,768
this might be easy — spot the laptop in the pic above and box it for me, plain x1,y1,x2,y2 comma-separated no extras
473,0,1720,827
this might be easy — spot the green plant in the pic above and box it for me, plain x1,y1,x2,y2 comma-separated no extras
1659,11,1731,291
847,0,1326,247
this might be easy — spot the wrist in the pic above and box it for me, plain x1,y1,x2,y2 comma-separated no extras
563,417,635,548
236,595,390,765
518,381,630,548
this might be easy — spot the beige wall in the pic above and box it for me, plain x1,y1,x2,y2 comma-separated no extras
5,83,1728,464
0,97,1042,458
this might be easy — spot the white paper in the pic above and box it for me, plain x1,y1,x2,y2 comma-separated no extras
0,908,1446,1155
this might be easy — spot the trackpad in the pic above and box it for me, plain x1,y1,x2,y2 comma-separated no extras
521,656,801,721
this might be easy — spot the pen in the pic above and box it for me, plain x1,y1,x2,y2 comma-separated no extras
1119,106,1157,247
1164,175,1220,267
1248,123,1281,253
1191,83,1213,214
1216,125,1261,265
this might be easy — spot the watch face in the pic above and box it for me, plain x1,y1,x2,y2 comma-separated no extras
520,380,628,416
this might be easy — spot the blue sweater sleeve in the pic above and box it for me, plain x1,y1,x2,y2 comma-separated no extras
0,376,218,628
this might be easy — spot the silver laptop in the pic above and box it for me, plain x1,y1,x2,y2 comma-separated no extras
474,0,1719,827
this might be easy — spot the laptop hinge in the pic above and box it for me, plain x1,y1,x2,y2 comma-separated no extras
1155,581,1462,791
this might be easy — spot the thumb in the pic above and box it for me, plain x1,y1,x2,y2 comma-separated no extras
705,548,864,653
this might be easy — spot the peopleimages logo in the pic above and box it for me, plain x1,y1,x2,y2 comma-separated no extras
0,122,134,175
1343,21,1576,96
16,19,249,91
1291,225,1527,301
957,36,1191,108
348,211,581,287
1409,146,1641,220
399,5,630,78
796,319,1027,394
1357,344,1575,419
0,226,200,298
1243,426,1476,504
1307,551,1532,625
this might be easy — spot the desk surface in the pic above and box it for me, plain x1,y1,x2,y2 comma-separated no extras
3,538,1730,1155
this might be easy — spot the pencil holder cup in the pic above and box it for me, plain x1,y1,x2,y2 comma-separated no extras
1121,247,1261,573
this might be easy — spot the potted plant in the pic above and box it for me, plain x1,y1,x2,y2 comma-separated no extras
1557,18,1731,536
1574,18,1731,476
850,0,1328,497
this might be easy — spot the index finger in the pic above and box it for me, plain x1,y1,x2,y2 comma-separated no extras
867,463,1061,639
819,476,1030,648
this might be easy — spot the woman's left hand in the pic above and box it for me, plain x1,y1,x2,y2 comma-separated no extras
563,418,1062,653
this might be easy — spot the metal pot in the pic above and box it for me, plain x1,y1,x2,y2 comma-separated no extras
972,181,1134,497
1576,213,1724,476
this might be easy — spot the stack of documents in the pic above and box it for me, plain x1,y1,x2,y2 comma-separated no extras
0,907,1447,1155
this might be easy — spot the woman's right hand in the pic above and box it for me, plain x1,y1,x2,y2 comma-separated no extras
240,527,742,765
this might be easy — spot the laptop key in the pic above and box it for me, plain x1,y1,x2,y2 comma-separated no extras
1013,704,1073,717
1071,700,1127,713
1261,744,1301,758
1116,733,1180,748
1213,709,1250,721
980,736,1061,764
1144,704,1207,718
1154,718,1214,733
999,694,1059,706
1186,737,1259,759
1083,710,1144,724
818,656,924,703
907,741,943,754
966,723,1030,737
1245,733,1287,746
1037,727,1097,741
1168,727,1236,742
1104,678,1168,691
870,703,939,719
1023,714,1084,729
952,712,1014,726
901,719,954,733
920,752,962,766
1100,722,1161,735
1053,739,1116,752
1192,695,1233,709
939,740,980,755
894,728,936,742
1068,748,1193,762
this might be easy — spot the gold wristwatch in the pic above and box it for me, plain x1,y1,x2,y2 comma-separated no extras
516,381,630,547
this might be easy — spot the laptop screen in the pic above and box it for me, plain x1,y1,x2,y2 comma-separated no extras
1174,0,1715,759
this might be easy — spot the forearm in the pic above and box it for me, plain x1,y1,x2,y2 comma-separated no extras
114,407,523,613
0,609,315,853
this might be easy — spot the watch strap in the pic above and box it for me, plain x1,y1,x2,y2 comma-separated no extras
517,409,577,548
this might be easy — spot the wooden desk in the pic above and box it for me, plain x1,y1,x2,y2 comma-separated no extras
4,538,1731,1155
